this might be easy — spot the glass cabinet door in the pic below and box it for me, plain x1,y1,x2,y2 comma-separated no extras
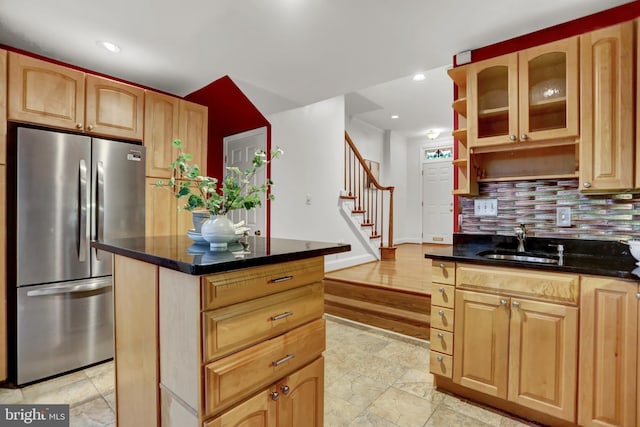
468,53,518,147
518,37,579,141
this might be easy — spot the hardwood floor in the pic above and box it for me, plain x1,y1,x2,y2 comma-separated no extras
324,243,449,339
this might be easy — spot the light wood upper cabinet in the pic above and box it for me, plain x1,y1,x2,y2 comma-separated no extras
145,177,177,238
0,49,6,165
84,75,144,140
8,52,85,131
580,21,635,192
467,36,579,148
179,99,208,175
8,52,144,141
579,276,638,427
144,91,180,178
143,94,207,178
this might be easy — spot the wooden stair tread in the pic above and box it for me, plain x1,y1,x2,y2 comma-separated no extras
339,195,357,200
325,294,431,324
352,209,366,214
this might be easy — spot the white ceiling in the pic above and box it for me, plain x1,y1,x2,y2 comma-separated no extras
0,0,633,138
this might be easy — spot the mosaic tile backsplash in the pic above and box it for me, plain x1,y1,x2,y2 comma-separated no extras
459,179,640,241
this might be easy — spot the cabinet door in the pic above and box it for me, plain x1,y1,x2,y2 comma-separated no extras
179,100,208,175
580,22,634,192
85,74,144,140
579,277,637,427
467,53,518,147
145,177,177,238
508,298,578,422
7,52,85,131
453,290,509,398
205,388,277,427
518,36,579,142
144,91,180,178
0,49,6,164
277,357,324,427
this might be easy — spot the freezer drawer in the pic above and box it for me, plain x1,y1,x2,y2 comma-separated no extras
16,277,114,385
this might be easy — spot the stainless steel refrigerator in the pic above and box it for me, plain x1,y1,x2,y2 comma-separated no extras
7,126,146,385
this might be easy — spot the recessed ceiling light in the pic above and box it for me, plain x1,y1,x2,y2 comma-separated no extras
98,41,121,53
412,73,426,81
391,115,399,119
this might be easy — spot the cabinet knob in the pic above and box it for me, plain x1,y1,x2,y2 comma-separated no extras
500,299,507,306
512,301,520,309
76,123,83,129
437,332,444,339
439,263,446,269
270,391,279,401
281,385,290,395
520,134,528,140
436,355,444,362
636,293,640,300
438,287,445,293
87,124,94,131
438,310,445,316
583,182,592,189
509,134,517,141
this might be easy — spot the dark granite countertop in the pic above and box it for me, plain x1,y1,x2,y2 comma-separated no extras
425,234,640,280
92,235,351,275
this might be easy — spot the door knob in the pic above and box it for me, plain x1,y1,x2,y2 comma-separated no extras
270,392,279,401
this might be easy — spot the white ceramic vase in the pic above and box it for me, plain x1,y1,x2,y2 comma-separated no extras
200,214,236,251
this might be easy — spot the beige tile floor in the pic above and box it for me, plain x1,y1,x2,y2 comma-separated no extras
0,316,540,427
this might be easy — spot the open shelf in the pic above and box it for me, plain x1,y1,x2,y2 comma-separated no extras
447,66,468,88
452,128,467,143
452,98,467,117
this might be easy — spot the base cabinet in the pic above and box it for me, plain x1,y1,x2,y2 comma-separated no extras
578,276,638,427
206,357,324,427
450,265,579,423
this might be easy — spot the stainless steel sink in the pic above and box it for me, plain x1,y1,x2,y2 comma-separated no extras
479,252,558,264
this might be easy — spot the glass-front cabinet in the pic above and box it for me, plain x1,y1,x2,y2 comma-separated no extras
468,36,579,148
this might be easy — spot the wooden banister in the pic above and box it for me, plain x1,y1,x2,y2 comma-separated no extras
343,131,396,257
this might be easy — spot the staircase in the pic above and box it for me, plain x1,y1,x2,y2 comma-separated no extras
340,131,397,260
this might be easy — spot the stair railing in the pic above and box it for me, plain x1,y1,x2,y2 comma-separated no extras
343,131,395,249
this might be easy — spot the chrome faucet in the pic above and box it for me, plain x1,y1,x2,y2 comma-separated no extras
515,224,527,252
549,243,565,266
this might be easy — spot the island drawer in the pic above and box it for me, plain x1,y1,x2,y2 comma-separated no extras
456,264,579,305
203,318,325,417
202,282,324,362
201,257,324,310
432,261,455,285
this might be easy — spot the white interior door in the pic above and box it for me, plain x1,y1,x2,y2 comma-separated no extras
422,160,453,244
223,127,267,235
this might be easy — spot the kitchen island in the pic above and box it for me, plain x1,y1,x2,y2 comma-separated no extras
92,235,350,427
425,234,640,427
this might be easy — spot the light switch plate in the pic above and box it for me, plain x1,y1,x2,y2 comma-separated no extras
474,198,497,216
557,207,571,227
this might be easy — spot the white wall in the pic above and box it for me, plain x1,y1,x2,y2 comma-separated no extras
345,116,385,177
268,96,377,271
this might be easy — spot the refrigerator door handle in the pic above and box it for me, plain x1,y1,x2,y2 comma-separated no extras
96,161,105,260
26,279,112,297
79,159,88,262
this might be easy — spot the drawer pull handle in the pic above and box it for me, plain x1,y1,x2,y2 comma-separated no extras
436,355,444,363
272,354,295,367
270,276,294,284
271,311,294,321
439,263,446,269
437,332,444,339
270,391,279,401
438,287,445,293
281,385,290,395
438,310,445,316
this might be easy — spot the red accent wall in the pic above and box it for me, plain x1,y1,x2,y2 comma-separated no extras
185,75,273,236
